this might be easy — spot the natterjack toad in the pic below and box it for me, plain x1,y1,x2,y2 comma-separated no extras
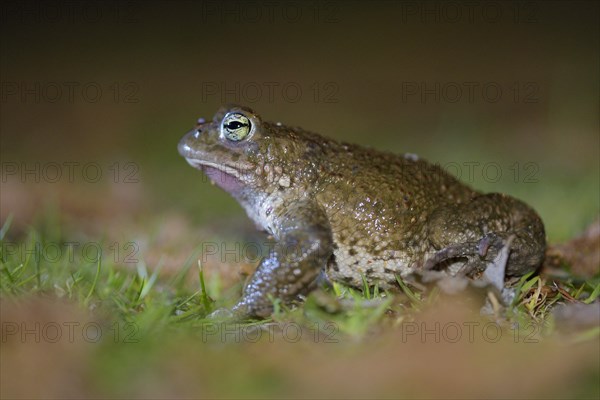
178,105,546,318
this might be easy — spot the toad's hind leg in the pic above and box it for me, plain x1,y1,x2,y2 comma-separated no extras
425,193,546,278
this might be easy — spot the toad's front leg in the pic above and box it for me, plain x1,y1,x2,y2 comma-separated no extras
231,200,334,319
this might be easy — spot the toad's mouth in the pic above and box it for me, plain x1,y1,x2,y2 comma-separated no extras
185,158,243,179
185,158,247,194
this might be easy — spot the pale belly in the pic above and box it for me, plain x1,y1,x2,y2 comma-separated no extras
326,245,416,290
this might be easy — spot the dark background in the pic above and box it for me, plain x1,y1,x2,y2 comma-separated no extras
1,0,598,241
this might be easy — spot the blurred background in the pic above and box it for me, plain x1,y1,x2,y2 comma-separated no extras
1,1,598,398
1,0,598,240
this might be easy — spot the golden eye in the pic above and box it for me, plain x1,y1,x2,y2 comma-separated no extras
222,113,251,141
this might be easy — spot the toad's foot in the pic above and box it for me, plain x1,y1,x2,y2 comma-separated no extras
206,307,238,322
423,232,508,276
422,234,517,304
206,304,259,323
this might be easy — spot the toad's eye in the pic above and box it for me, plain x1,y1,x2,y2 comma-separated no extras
221,113,251,141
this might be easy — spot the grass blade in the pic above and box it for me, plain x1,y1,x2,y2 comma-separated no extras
0,214,13,241
85,256,102,306
198,261,212,313
583,282,600,304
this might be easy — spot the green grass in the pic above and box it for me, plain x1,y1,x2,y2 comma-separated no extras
2,212,598,337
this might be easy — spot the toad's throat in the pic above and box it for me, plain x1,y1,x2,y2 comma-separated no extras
186,158,246,194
